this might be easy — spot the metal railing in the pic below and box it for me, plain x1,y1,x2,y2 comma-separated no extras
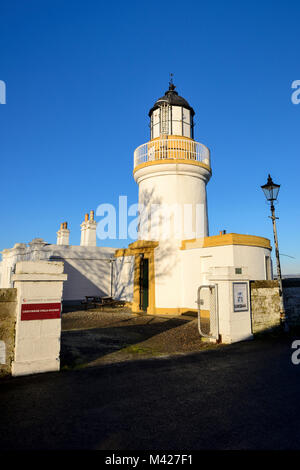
196,285,219,340
134,138,210,169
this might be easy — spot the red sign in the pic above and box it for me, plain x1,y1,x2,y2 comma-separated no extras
21,303,61,321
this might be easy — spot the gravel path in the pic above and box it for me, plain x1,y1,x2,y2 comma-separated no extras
61,308,219,368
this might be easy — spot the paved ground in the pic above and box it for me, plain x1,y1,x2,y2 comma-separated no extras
60,309,216,368
0,324,299,450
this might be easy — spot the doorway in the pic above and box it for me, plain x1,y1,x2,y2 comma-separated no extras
139,257,149,312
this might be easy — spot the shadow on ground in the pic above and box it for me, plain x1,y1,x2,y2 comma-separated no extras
60,315,194,369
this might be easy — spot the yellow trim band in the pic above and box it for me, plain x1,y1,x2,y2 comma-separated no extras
150,135,194,143
180,233,271,250
115,240,159,258
133,158,211,175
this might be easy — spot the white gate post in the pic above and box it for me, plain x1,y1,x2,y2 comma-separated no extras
11,261,67,376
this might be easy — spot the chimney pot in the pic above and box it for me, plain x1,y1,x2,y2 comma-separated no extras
90,210,94,221
85,213,89,222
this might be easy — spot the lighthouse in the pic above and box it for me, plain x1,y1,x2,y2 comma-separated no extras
114,81,272,328
117,80,214,314
133,81,211,242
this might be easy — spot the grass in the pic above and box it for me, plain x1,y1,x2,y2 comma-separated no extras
121,344,159,356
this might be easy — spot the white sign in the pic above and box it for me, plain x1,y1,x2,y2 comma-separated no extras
0,341,6,364
233,282,248,312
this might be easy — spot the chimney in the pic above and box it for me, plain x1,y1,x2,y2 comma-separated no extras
57,221,70,245
85,210,97,247
80,211,96,246
80,215,87,246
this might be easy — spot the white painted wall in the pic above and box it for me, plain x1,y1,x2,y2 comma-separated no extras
152,242,272,312
1,240,118,303
179,244,272,310
113,256,134,302
154,239,182,309
134,163,211,242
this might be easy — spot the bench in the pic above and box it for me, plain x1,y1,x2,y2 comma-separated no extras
81,296,126,310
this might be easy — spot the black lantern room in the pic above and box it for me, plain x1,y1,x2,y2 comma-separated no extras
149,83,195,140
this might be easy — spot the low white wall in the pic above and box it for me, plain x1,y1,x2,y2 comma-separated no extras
1,240,117,303
46,246,115,301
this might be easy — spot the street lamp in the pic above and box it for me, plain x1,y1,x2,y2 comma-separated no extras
261,174,287,330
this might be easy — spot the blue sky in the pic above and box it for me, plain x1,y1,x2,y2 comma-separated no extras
0,0,300,273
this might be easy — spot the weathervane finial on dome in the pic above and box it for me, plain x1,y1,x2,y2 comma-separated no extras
169,73,176,91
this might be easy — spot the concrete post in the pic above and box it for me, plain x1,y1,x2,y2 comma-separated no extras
11,261,67,376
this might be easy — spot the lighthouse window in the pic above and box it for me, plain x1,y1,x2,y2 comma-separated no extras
183,123,190,137
152,109,160,139
172,106,182,135
183,108,190,124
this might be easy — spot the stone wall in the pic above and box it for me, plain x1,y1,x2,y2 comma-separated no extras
0,288,17,376
283,279,300,326
250,280,280,333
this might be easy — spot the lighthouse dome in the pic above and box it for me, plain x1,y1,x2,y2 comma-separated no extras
148,83,195,117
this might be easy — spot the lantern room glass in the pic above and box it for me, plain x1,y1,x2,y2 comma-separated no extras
261,174,280,202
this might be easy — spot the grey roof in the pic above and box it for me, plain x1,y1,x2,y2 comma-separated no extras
148,84,195,117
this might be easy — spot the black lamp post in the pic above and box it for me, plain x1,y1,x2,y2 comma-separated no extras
261,174,287,330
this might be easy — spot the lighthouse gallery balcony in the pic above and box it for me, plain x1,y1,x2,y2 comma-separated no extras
134,137,210,170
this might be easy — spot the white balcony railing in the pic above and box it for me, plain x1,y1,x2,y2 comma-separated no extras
134,138,210,169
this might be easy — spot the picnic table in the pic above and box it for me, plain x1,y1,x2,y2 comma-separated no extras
81,295,125,310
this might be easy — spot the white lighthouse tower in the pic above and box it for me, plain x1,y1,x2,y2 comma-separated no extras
117,81,213,314
115,81,272,323
133,80,211,242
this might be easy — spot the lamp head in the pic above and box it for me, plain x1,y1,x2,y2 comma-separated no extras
261,174,280,202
